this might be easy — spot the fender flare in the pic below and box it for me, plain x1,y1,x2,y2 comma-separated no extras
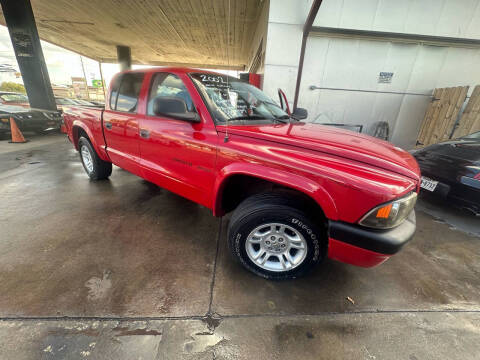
72,121,110,161
213,163,338,220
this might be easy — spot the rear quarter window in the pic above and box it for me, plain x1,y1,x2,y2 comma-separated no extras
115,73,145,113
109,75,122,110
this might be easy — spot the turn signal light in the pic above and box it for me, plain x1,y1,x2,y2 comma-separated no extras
359,192,417,229
474,173,480,180
376,204,392,218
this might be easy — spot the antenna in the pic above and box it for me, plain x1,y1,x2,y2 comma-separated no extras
224,0,231,143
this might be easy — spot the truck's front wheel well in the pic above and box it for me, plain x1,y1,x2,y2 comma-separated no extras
218,175,326,222
72,126,88,150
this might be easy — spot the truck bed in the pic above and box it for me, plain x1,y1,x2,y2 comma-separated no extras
63,105,108,160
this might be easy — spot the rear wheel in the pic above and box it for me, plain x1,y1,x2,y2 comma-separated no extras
228,192,327,279
78,136,112,180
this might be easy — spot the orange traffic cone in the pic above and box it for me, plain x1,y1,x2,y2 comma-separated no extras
9,117,27,143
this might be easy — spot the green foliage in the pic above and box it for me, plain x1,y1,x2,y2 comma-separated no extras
0,82,26,94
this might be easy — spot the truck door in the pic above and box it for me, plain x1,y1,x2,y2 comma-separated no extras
103,72,145,176
138,72,217,208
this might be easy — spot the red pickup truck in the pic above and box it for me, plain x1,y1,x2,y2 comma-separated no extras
63,67,420,279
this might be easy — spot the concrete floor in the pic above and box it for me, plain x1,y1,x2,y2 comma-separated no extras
0,133,479,359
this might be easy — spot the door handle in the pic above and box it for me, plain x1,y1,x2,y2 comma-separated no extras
104,121,112,130
140,129,150,139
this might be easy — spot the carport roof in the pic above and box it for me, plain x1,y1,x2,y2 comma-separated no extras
0,0,262,70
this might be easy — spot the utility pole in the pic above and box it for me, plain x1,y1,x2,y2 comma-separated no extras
79,55,91,100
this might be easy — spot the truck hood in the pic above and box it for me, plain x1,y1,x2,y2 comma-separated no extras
218,123,420,180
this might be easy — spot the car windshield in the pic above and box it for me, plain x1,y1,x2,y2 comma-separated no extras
461,131,480,140
190,72,288,124
1,94,28,102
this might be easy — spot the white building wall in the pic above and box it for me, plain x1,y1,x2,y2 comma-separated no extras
314,0,480,38
261,0,309,110
262,0,480,149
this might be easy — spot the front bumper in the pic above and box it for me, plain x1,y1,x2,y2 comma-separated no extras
327,210,416,267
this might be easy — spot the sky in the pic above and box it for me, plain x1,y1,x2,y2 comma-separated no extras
0,25,125,87
0,25,238,89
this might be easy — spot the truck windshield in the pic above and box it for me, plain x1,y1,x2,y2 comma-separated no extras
190,72,288,124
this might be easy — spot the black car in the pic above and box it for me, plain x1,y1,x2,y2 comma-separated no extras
414,131,480,215
0,104,63,135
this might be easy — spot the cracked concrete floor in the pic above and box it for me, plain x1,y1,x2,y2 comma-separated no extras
0,134,479,359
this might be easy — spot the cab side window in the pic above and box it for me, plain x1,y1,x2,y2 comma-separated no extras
115,72,144,113
147,73,194,116
109,75,121,110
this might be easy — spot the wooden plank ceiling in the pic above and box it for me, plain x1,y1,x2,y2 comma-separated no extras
0,0,263,70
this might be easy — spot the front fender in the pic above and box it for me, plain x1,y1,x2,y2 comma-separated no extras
213,163,338,220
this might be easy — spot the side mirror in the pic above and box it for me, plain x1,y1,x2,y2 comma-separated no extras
153,97,200,123
292,107,308,120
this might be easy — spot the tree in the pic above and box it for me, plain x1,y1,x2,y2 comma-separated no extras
0,82,26,94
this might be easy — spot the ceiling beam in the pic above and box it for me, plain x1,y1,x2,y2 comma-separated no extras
98,58,246,71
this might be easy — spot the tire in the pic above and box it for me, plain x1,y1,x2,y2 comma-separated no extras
78,136,112,180
228,192,327,280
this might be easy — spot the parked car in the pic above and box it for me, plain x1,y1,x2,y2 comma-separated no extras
0,103,62,135
63,68,420,279
0,92,30,108
55,97,100,110
89,100,105,107
69,99,97,106
54,97,76,110
414,132,480,215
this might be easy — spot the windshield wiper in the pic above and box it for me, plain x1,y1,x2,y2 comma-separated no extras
228,115,268,121
276,114,299,122
273,116,289,124
227,115,289,124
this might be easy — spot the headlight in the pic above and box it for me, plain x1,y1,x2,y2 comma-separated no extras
359,192,417,229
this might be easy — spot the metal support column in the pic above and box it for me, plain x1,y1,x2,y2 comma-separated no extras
116,45,132,71
293,0,323,110
0,0,57,111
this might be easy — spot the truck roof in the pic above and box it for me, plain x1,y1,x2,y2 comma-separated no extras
116,67,226,77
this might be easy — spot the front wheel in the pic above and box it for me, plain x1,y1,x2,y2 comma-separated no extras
78,136,112,180
228,193,327,280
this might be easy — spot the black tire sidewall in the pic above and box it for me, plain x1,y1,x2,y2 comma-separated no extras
78,137,100,179
228,207,325,279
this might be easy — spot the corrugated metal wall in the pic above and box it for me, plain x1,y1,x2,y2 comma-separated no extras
261,0,480,149
299,37,480,149
313,0,480,39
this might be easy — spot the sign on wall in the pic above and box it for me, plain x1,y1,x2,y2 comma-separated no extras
11,33,34,58
378,72,394,83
